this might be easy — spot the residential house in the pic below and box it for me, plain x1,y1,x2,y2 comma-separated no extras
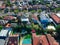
0,20,8,25
4,16,17,20
50,13,60,25
32,32,59,45
7,34,19,45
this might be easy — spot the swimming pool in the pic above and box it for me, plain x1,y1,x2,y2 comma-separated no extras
22,39,31,44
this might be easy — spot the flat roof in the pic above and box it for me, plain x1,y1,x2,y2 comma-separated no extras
0,30,8,36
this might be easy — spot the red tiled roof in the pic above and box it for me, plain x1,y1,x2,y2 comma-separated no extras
40,35,49,45
32,15,38,20
50,14,60,24
4,16,14,20
46,34,59,45
33,36,39,45
32,33,59,45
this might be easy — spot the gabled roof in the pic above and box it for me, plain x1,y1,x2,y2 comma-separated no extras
32,33,59,45
50,14,60,24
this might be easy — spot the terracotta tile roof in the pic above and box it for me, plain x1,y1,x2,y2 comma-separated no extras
33,36,39,45
4,16,14,20
32,15,38,20
50,14,60,24
46,34,59,45
32,33,59,45
40,35,49,45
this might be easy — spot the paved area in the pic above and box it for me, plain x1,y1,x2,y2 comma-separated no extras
0,39,5,45
20,37,25,45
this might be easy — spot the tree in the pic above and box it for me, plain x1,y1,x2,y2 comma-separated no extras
0,17,3,19
37,9,42,13
0,26,3,31
31,10,36,14
56,25,60,29
14,9,19,14
55,25,60,39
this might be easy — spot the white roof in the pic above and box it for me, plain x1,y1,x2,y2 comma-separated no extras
56,13,60,17
0,30,8,36
46,26,56,30
21,18,29,22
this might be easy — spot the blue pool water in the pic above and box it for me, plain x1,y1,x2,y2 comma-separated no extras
22,39,31,44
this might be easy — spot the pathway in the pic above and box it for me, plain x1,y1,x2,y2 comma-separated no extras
20,36,25,45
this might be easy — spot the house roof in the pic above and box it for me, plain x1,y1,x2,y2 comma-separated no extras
50,14,60,24
4,16,14,20
7,34,19,45
32,15,38,20
46,34,59,45
0,30,8,36
32,33,59,45
7,37,18,45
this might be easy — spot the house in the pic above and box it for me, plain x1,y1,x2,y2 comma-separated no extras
0,20,8,25
0,30,9,39
21,17,29,24
46,25,56,30
4,16,16,20
40,11,51,28
0,27,12,39
7,34,19,45
32,32,59,45
0,39,5,45
50,13,60,24
0,3,6,9
32,15,38,24
10,0,16,4
56,13,60,17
